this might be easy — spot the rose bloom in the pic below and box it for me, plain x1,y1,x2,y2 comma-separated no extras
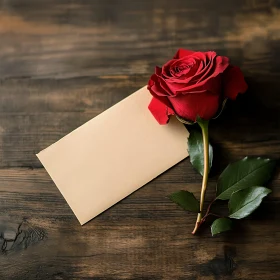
147,49,248,124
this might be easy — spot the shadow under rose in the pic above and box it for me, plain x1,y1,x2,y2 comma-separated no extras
209,73,280,163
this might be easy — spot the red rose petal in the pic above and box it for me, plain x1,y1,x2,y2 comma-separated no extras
173,49,195,59
185,52,215,84
174,75,221,95
148,97,175,125
148,74,170,97
162,59,175,78
155,66,162,75
193,51,208,61
148,77,175,106
168,92,220,121
223,66,248,100
174,55,229,94
193,53,227,83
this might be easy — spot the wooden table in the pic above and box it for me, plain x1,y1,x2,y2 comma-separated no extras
1,1,280,279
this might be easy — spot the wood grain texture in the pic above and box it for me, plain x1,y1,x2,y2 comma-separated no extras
0,0,280,279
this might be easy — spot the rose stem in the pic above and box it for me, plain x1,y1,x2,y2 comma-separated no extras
192,119,209,235
191,199,219,232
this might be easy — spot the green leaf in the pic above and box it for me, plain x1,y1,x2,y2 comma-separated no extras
169,190,199,213
188,129,213,176
229,186,272,219
216,157,275,200
211,218,232,236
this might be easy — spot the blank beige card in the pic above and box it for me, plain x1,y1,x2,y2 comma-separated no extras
37,86,189,225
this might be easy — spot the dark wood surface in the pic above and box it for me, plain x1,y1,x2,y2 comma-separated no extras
1,0,280,279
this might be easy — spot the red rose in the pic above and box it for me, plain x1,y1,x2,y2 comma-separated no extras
147,49,248,124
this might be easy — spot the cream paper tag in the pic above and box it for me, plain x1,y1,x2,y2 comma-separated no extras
37,86,189,225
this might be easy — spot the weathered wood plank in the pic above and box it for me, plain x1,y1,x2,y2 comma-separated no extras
0,0,279,79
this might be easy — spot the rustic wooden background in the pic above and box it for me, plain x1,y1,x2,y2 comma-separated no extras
1,0,280,279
